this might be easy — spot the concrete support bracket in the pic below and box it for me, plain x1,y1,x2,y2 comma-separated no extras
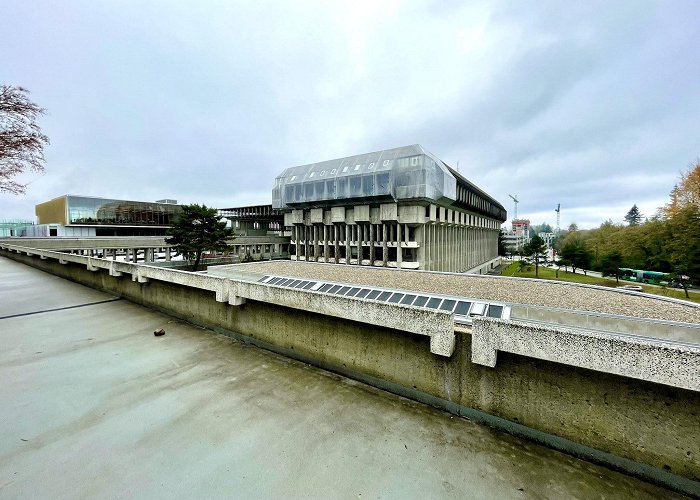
132,271,149,283
229,295,246,306
108,261,122,277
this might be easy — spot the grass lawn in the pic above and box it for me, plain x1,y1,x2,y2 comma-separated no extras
500,261,700,304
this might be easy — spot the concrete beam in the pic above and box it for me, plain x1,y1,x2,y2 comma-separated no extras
471,317,700,392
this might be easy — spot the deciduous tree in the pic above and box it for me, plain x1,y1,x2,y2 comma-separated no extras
664,160,700,218
561,238,593,274
165,204,234,271
599,251,624,283
0,85,49,194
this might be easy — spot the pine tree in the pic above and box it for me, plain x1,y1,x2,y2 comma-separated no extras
521,234,548,277
624,204,643,226
165,204,234,271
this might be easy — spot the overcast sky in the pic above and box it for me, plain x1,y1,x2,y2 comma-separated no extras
2,0,699,229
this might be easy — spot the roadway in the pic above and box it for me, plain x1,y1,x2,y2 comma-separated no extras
0,256,684,499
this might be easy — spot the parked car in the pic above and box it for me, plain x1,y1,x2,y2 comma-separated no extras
617,285,643,292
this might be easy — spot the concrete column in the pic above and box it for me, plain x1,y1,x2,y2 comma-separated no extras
382,223,388,266
166,247,172,261
344,224,352,264
397,225,402,268
334,225,340,264
313,225,319,262
356,225,362,265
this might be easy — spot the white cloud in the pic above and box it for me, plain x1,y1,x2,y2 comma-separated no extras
1,0,698,231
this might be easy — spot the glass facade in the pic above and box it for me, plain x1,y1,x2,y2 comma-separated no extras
66,196,182,226
272,145,457,209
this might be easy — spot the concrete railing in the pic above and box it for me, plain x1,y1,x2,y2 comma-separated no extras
0,243,455,356
472,317,700,392
2,242,699,390
0,236,171,250
510,303,700,344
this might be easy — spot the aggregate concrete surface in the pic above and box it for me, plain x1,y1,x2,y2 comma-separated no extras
234,261,700,324
0,257,686,499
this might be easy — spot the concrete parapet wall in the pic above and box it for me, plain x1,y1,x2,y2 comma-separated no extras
1,245,699,493
472,318,700,391
0,236,170,250
511,304,700,344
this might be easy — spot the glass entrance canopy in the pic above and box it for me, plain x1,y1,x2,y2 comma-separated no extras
272,145,458,209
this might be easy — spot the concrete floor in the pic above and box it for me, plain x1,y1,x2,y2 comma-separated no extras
0,256,685,499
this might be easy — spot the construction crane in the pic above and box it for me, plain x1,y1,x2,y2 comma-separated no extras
508,194,519,220
555,203,561,234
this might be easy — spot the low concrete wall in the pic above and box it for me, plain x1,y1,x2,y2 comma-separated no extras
2,247,699,494
0,236,169,250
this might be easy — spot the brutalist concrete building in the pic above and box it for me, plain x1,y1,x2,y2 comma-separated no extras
272,145,506,273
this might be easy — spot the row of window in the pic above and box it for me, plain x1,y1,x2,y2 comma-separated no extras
258,275,510,323
288,156,423,183
456,185,507,221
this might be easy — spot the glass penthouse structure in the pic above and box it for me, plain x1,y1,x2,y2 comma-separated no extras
272,144,507,273
34,195,182,237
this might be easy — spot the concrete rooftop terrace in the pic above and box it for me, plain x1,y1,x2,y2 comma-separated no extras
218,261,700,324
0,256,686,499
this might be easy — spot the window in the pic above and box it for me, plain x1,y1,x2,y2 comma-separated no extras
368,162,375,170
487,305,504,318
454,301,471,315
309,172,315,178
330,169,337,175
426,297,442,309
383,160,390,166
377,173,390,193
362,175,375,196
400,294,416,305
290,175,297,181
342,166,349,173
439,299,456,312
354,164,361,171
320,170,326,176
413,296,428,307
388,293,403,303
410,156,419,166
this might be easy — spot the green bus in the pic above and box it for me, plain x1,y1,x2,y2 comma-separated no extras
619,268,670,285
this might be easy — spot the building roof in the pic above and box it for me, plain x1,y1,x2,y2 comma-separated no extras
272,145,506,221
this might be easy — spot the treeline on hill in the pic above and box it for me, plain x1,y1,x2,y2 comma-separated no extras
512,161,700,287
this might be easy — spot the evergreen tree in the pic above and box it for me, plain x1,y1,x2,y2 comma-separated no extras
521,234,548,277
166,204,234,271
624,204,643,226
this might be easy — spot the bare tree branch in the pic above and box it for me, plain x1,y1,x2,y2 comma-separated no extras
0,85,50,195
